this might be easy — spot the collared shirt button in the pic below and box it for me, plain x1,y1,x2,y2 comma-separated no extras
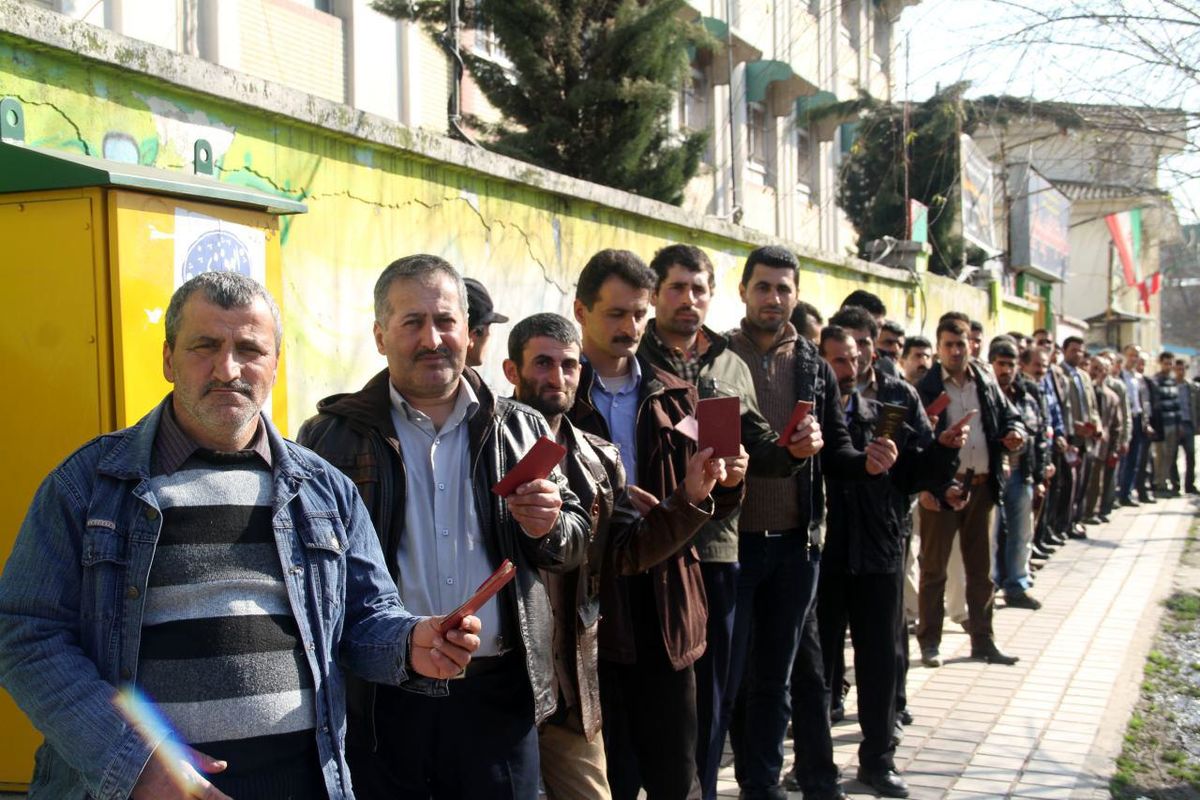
125,585,140,600
437,482,446,491
446,577,454,585
321,725,329,733
441,528,449,537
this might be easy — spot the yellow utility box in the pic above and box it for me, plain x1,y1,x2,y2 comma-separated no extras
0,98,305,790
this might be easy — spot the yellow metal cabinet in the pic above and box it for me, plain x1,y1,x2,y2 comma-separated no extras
0,101,304,789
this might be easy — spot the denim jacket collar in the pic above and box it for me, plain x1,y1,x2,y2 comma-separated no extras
96,396,316,484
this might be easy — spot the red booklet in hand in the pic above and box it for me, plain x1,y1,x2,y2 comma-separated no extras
492,436,567,497
697,396,741,458
925,391,951,418
437,559,517,635
777,400,814,447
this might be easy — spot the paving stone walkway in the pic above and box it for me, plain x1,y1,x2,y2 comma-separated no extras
716,494,1196,799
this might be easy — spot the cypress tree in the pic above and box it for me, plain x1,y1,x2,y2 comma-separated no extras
374,0,712,206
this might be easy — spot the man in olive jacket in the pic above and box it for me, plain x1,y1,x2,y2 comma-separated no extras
298,255,591,800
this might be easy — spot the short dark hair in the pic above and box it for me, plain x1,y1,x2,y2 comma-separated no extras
507,312,580,366
841,290,886,318
791,301,822,334
881,320,905,337
1020,346,1045,365
740,245,798,286
576,249,657,309
648,244,715,290
970,319,984,334
939,311,971,327
374,253,467,323
1032,328,1049,338
1161,350,1176,362
166,271,282,350
937,317,970,342
829,305,879,340
988,336,1019,361
819,325,852,356
1062,335,1085,350
902,335,932,358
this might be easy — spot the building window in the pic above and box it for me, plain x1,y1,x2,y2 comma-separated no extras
873,7,891,70
841,0,861,49
796,124,813,198
747,100,773,184
680,67,712,164
473,16,511,67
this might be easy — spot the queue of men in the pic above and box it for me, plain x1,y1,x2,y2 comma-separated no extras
0,246,1194,800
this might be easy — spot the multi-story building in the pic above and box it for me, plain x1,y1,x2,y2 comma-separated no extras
972,105,1187,351
27,0,919,256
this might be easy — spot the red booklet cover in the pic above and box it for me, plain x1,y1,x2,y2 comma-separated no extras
925,391,951,418
437,559,517,634
777,399,814,447
697,396,741,458
492,436,567,497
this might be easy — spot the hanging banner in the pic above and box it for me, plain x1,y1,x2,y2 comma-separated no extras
1008,163,1070,283
960,134,999,254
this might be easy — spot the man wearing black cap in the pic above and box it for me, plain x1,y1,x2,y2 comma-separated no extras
466,277,511,368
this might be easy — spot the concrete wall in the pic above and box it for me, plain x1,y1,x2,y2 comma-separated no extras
0,1,1029,432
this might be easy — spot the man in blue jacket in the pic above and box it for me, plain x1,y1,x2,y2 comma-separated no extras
0,272,480,800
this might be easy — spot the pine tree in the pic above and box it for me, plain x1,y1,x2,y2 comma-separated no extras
374,0,712,206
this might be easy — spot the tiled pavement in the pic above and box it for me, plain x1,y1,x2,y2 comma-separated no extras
715,494,1195,799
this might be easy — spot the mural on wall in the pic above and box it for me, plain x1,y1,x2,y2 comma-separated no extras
0,33,1026,431
173,208,266,287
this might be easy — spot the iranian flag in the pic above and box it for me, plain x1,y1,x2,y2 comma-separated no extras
1105,209,1142,287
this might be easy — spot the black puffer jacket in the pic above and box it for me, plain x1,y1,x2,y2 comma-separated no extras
297,368,591,742
1153,373,1181,435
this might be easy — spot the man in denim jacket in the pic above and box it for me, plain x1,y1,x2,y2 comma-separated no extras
0,272,480,800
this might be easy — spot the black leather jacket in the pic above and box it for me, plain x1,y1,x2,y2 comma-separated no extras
917,362,1025,498
297,368,591,742
824,374,958,575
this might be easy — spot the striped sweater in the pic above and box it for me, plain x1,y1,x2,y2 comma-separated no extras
139,449,319,792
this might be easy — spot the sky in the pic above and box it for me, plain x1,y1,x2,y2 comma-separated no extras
891,0,1200,222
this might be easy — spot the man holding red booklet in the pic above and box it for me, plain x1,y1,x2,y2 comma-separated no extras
639,243,812,800
567,249,746,800
299,255,592,800
503,311,727,799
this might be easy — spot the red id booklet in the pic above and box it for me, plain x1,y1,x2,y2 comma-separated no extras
697,396,741,458
925,391,951,418
492,436,567,497
437,559,517,635
777,400,814,447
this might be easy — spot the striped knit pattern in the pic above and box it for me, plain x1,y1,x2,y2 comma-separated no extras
139,449,317,780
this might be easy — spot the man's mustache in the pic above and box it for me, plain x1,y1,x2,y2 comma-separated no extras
611,336,636,346
203,380,253,397
414,346,452,360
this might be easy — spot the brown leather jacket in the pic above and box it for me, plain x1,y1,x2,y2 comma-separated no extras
552,418,713,740
567,357,741,671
